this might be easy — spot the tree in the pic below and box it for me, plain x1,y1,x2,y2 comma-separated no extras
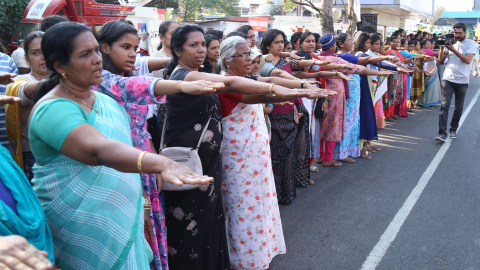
341,0,357,36
267,0,297,15
0,0,30,53
176,0,239,21
144,0,179,11
416,25,427,32
289,0,334,34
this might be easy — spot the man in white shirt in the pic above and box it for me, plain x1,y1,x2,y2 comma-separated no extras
436,23,478,142
11,40,29,74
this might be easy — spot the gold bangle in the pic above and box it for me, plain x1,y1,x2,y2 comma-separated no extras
144,197,151,209
137,151,147,174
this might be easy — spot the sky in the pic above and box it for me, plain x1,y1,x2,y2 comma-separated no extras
435,0,474,11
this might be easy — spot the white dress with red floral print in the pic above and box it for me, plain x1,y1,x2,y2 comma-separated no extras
221,101,286,270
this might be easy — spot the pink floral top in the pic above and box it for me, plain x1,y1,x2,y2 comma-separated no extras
316,56,365,141
92,70,165,105
92,70,165,151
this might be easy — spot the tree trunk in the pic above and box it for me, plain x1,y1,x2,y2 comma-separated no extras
320,0,334,34
346,0,357,36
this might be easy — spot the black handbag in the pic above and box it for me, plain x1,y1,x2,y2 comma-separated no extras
314,98,326,119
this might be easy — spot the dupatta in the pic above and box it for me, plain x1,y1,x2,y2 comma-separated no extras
386,49,405,62
5,78,29,168
0,144,54,263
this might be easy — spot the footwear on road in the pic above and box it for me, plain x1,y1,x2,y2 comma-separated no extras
436,134,447,142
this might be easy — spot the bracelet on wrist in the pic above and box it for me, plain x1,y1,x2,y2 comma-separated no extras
269,83,275,96
137,151,147,174
144,197,151,208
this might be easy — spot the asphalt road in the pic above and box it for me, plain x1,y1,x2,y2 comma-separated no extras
269,77,480,270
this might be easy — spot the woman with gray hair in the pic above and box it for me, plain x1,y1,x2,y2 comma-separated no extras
216,36,336,269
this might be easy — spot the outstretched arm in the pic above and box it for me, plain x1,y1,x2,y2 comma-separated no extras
357,55,397,65
0,73,16,84
0,94,21,106
147,57,171,72
60,123,213,187
269,69,299,80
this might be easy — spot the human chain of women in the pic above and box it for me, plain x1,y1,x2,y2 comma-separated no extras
1,15,478,270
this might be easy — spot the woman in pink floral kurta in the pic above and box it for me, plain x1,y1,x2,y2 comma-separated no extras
315,35,365,167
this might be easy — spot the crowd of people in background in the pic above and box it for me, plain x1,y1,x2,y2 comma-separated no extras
0,14,478,270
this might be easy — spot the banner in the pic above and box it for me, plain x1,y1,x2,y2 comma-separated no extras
374,79,388,103
249,17,268,32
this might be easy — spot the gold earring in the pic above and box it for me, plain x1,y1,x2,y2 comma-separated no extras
62,73,67,79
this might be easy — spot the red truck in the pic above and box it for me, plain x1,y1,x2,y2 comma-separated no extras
9,0,165,55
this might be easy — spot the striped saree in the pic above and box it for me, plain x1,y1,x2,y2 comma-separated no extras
419,60,441,107
32,94,152,269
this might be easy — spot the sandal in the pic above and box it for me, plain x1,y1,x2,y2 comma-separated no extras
341,157,355,163
360,149,372,160
365,141,380,151
385,117,395,122
370,144,380,151
323,160,342,167
310,165,319,172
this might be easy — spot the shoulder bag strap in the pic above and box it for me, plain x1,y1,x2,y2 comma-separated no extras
195,111,213,149
160,111,213,150
159,112,168,151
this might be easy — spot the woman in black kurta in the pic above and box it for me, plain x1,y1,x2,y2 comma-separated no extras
164,69,229,270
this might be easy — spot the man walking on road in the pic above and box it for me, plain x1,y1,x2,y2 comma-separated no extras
436,23,478,142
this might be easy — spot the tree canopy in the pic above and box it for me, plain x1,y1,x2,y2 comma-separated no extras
0,0,30,53
176,0,239,21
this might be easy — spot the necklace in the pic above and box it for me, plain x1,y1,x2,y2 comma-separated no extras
30,71,48,81
177,62,196,71
63,86,99,115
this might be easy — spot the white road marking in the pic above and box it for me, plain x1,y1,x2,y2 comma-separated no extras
360,88,480,270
